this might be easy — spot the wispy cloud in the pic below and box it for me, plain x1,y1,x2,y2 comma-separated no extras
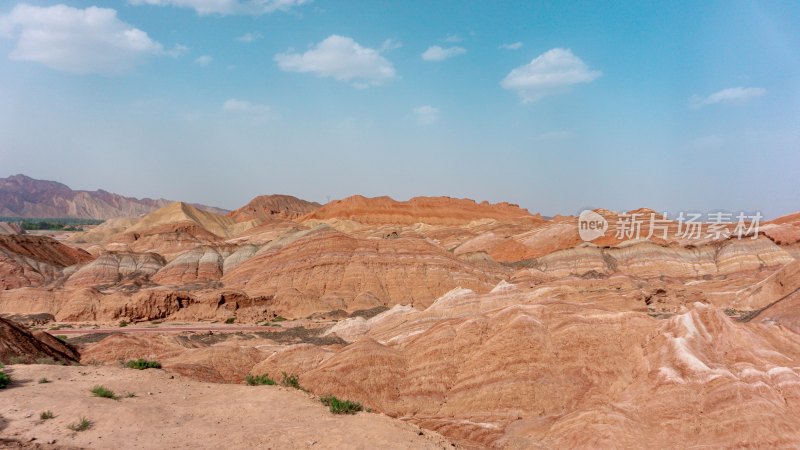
689,87,766,108
128,0,309,16
421,45,466,62
501,48,601,103
237,32,262,43
223,98,275,123
194,55,212,66
444,34,463,43
414,105,440,125
379,38,402,52
275,35,396,87
0,4,167,74
500,42,523,50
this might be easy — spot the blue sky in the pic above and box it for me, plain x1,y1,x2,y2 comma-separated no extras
0,0,798,217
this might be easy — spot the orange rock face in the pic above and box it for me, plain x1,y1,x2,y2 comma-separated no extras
3,193,800,448
301,195,542,225
0,234,94,289
228,194,321,222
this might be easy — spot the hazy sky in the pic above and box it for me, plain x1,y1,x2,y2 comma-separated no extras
1,1,799,217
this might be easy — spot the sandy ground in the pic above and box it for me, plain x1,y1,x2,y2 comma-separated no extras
0,365,454,450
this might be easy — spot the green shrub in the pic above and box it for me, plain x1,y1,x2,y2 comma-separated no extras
40,410,55,420
0,371,10,389
245,374,276,386
55,335,68,342
38,377,50,384
280,372,302,390
225,317,236,324
67,417,92,432
90,385,117,399
125,359,162,370
320,395,363,414
273,316,287,322
118,320,128,327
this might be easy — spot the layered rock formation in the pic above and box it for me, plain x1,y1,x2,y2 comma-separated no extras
302,195,542,226
0,316,79,364
228,194,321,221
0,234,94,289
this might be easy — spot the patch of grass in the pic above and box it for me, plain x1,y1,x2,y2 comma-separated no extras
320,395,363,414
90,385,117,399
125,359,162,370
225,317,236,324
118,320,129,328
0,371,10,389
38,377,50,384
67,417,92,432
40,410,55,420
280,372,302,390
55,335,68,342
8,356,27,365
0,362,4,368
245,374,276,386
273,316,287,322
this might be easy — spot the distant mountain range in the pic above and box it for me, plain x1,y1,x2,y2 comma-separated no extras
0,174,228,219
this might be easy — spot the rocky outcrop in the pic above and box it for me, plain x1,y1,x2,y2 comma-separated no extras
0,316,79,364
0,222,23,235
302,195,542,226
222,227,505,316
0,234,94,289
64,251,166,288
228,194,321,222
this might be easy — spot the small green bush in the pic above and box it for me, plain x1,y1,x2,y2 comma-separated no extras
67,417,92,432
90,385,117,399
225,317,236,324
280,372,302,390
125,359,162,370
40,410,55,420
0,371,10,389
38,377,50,384
320,395,363,414
245,374,276,386
55,335,68,342
118,320,129,327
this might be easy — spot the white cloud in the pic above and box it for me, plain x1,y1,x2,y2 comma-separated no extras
501,48,601,103
0,4,166,74
237,32,262,43
500,41,523,50
444,34,462,43
223,98,275,122
128,0,309,16
421,45,466,62
275,35,396,87
689,87,767,108
194,55,212,66
414,105,439,125
379,38,402,52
